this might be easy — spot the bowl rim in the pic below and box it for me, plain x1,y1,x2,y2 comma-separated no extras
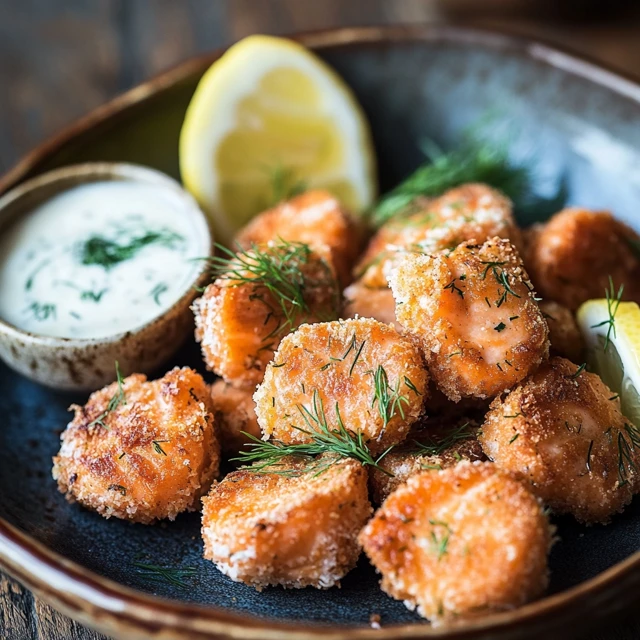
0,161,212,346
2,22,640,640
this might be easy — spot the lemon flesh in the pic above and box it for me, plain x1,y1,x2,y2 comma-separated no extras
180,35,377,244
577,300,640,426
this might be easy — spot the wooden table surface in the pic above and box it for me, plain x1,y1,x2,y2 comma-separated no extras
2,1,640,638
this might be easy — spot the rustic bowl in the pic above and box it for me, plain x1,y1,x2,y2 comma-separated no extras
0,162,212,391
2,23,640,640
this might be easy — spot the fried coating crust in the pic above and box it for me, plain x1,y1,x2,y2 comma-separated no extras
254,318,429,455
369,417,485,505
480,357,640,524
342,282,399,329
539,300,584,362
201,456,372,589
355,183,521,288
389,238,549,401
193,242,340,388
235,190,362,287
527,208,640,310
210,380,261,457
360,461,552,625
52,368,219,524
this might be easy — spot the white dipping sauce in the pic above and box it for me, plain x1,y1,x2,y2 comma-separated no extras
0,181,204,339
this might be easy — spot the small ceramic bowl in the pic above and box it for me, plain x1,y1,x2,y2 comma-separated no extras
0,162,212,391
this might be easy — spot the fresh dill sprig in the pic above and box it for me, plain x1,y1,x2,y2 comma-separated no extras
591,276,624,352
88,361,127,429
133,561,197,589
233,390,394,476
204,239,339,339
369,137,531,227
618,422,640,486
80,228,184,269
152,440,169,456
412,421,475,456
371,366,411,428
267,163,307,206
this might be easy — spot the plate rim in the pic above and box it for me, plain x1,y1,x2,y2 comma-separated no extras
2,22,640,640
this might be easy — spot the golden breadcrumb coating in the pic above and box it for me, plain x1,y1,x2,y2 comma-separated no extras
527,208,640,310
480,357,640,524
389,238,549,401
52,367,219,524
347,184,521,328
210,380,261,457
192,242,340,388
355,183,521,288
360,461,552,625
369,416,485,505
201,456,371,589
235,190,362,287
342,281,399,329
254,318,429,456
539,300,584,362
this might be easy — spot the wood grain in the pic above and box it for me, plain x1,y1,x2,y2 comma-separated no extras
2,1,640,638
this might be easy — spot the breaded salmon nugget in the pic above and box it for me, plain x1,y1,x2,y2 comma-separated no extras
369,417,485,504
480,357,640,523
193,240,340,388
342,281,399,329
355,183,521,289
390,238,549,401
201,456,371,589
210,380,261,457
53,367,219,524
527,208,640,310
254,318,429,455
360,462,552,625
235,190,362,287
539,300,584,362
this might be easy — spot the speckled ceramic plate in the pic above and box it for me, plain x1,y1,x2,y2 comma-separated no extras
2,24,640,640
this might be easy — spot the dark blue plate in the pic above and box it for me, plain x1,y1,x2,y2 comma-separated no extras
1,25,640,640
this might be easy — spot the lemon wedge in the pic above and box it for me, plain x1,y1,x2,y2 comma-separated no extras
577,297,640,425
179,35,377,244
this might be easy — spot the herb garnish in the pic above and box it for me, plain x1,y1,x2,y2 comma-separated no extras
443,276,465,298
150,282,168,306
204,240,339,341
26,301,56,321
372,366,412,428
590,276,624,352
266,163,307,206
494,322,506,332
88,361,127,429
133,561,197,589
80,228,184,269
570,363,586,380
412,421,474,457
617,423,640,486
428,519,452,561
152,440,169,456
233,390,394,476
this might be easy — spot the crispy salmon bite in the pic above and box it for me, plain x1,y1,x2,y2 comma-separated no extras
210,380,261,457
348,184,521,327
254,318,429,456
360,462,552,625
389,237,549,401
368,416,485,505
479,357,640,524
527,207,640,310
235,189,362,287
193,239,340,388
52,367,219,524
201,456,371,589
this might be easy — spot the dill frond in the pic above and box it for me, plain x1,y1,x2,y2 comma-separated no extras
133,561,197,588
233,390,394,476
412,421,475,457
371,365,412,428
266,163,307,206
590,276,624,352
205,239,339,339
88,361,127,429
